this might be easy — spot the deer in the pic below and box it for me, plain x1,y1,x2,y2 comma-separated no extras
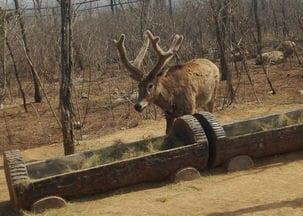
274,40,296,58
256,40,298,65
113,30,220,134
255,50,285,65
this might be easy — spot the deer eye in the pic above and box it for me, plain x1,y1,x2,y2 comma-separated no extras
147,83,154,90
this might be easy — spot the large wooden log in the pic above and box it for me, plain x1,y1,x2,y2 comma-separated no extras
4,115,209,210
194,109,303,167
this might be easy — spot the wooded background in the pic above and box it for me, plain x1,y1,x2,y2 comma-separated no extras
0,0,302,154
1,0,303,99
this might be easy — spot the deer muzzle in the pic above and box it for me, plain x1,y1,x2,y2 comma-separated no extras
134,100,149,112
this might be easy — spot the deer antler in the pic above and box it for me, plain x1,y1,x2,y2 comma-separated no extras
113,33,150,82
146,30,184,78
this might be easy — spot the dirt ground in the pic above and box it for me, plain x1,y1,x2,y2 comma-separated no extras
0,60,303,215
1,103,303,216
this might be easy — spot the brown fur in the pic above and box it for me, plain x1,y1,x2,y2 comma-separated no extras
137,58,220,134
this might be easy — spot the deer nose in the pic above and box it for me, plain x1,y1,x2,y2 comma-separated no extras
134,104,143,112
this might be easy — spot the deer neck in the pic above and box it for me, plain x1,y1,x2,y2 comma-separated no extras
153,77,175,113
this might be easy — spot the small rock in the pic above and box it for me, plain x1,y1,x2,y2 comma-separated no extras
298,90,303,95
226,155,254,172
267,90,275,95
31,196,66,213
173,167,201,183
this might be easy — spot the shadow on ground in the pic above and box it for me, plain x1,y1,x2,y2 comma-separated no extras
208,150,303,182
207,198,303,216
0,201,20,216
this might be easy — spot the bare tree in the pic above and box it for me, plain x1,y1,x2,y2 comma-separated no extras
60,0,74,155
252,0,276,95
13,0,42,103
168,0,173,17
209,0,235,106
110,0,115,14
0,8,6,104
6,39,27,112
140,0,151,37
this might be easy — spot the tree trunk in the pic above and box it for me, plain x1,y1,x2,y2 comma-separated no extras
110,0,115,14
298,17,303,34
252,0,276,95
140,0,151,38
6,40,28,112
209,0,230,81
269,0,279,38
73,41,84,71
60,0,74,155
13,0,42,103
279,0,289,39
168,0,173,17
0,10,6,104
253,0,262,54
210,0,234,106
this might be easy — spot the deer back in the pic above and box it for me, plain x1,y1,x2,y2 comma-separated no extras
151,58,220,116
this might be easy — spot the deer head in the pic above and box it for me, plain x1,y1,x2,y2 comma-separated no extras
113,30,184,112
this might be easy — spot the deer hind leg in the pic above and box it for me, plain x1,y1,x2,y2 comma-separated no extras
206,99,214,113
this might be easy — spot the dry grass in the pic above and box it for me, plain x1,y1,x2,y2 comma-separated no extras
79,134,186,170
224,110,303,137
80,137,165,169
259,113,303,131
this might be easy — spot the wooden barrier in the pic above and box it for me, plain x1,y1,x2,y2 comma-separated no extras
194,108,303,167
4,115,209,210
4,108,303,210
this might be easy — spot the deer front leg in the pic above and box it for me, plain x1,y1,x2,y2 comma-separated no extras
206,85,218,113
206,98,214,113
165,114,175,135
